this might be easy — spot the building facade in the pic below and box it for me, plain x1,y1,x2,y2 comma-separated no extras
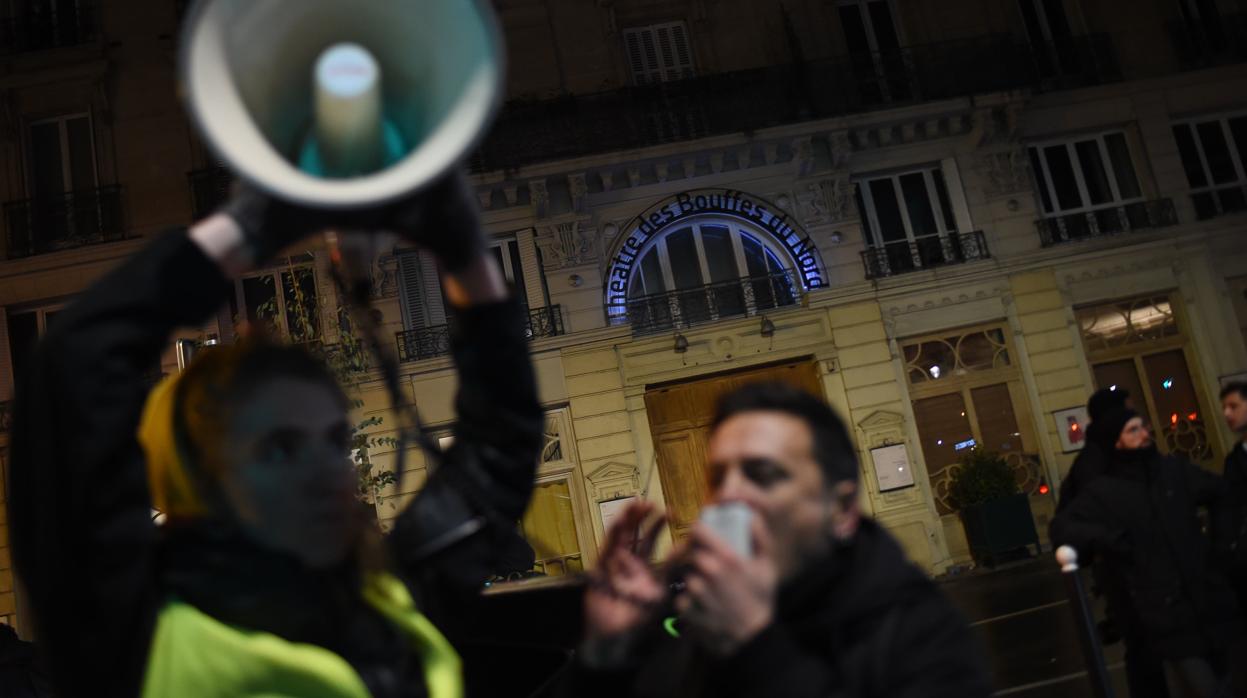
2,0,1247,631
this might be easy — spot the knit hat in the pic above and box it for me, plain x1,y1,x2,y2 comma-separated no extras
1087,387,1129,423
1093,406,1139,451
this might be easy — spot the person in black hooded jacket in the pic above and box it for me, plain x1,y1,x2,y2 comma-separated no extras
555,381,990,698
1051,407,1241,698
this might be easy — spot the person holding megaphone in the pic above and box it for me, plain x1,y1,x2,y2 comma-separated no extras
7,173,544,698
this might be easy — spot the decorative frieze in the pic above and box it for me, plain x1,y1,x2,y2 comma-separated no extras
536,218,599,270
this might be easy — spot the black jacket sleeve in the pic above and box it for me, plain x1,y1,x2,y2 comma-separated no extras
8,230,232,698
388,298,544,601
1049,487,1130,563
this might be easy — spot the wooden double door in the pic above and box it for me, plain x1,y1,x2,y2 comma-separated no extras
644,360,823,540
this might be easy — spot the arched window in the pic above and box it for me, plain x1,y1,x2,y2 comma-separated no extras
624,217,799,331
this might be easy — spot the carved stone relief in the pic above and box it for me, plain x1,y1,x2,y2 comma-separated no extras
536,219,599,270
979,150,1033,198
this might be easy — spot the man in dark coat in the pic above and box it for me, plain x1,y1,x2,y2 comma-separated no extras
1056,387,1130,512
1222,381,1247,608
1051,407,1241,697
556,382,991,698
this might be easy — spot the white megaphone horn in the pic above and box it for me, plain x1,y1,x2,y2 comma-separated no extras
179,0,504,210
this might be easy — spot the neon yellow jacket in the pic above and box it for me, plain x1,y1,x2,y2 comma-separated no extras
141,573,462,698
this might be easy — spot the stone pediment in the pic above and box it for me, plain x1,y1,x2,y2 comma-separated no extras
586,460,638,485
857,410,904,431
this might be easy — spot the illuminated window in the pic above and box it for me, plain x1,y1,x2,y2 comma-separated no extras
1077,295,1178,352
901,327,1011,384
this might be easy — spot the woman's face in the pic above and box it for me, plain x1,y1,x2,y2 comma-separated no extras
218,377,360,568
1115,416,1151,451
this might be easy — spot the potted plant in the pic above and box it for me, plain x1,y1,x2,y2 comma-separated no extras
949,449,1040,567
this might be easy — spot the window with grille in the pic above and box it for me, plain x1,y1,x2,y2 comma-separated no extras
1027,131,1143,217
1172,114,1247,220
622,21,695,85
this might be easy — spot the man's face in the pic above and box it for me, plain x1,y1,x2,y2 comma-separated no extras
1223,391,1247,435
705,410,857,582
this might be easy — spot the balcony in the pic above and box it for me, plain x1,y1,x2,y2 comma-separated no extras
1167,15,1247,70
1036,199,1178,247
188,166,234,220
862,231,990,280
471,34,1118,173
4,185,126,259
617,271,802,336
1190,184,1247,221
0,3,98,55
396,304,565,363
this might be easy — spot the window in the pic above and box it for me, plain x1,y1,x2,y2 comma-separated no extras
1078,295,1216,466
1078,295,1179,352
1029,131,1142,217
397,237,528,333
228,257,321,344
902,327,1012,384
1175,0,1227,56
856,166,963,274
837,0,908,102
623,21,694,85
5,305,61,383
29,113,97,197
1017,0,1080,79
624,218,798,331
1172,114,1247,219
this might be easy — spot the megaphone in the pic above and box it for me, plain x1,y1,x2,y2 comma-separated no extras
179,0,504,209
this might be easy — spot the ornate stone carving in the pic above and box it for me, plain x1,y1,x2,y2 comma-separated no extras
828,130,852,168
980,150,1032,198
529,179,549,218
371,251,399,299
977,103,1022,146
536,219,598,270
796,182,829,225
568,173,588,212
793,136,815,177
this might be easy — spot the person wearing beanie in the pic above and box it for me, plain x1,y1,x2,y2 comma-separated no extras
1051,408,1241,698
1056,387,1130,513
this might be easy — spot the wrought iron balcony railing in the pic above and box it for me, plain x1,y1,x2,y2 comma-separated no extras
0,3,98,55
1036,199,1178,247
861,231,990,280
470,34,1118,173
188,166,234,220
617,271,802,336
4,185,126,259
396,304,566,363
1167,15,1247,70
1190,184,1247,221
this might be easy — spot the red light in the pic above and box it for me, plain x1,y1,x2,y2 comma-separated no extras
1187,412,1197,421
1171,413,1178,425
1070,423,1080,432
1039,483,1050,495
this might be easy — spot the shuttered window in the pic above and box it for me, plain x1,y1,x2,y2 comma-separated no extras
623,21,695,85
398,251,448,331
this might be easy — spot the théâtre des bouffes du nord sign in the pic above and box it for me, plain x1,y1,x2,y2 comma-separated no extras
604,188,826,313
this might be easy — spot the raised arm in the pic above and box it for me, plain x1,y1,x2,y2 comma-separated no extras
8,216,246,696
384,173,543,598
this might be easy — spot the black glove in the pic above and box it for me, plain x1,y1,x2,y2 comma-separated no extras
219,183,330,265
382,170,486,273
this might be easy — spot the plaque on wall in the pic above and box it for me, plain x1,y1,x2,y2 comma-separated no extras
599,496,638,534
870,444,915,492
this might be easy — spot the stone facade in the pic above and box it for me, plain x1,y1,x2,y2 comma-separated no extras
2,0,1247,632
